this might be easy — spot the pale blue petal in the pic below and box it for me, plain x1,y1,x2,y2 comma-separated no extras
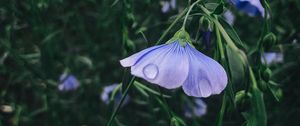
120,45,164,67
161,2,170,13
131,41,189,89
184,98,207,118
223,10,235,25
193,99,207,117
170,0,176,9
101,84,118,104
261,52,283,65
182,44,228,97
58,74,80,91
233,0,265,17
101,83,130,107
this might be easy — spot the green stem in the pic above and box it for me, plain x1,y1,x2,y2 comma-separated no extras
249,67,258,89
14,106,23,126
106,77,135,126
215,26,225,60
215,28,228,126
248,66,267,126
157,86,173,118
200,5,250,68
214,20,239,51
156,8,188,45
199,5,239,51
216,94,227,126
182,0,202,30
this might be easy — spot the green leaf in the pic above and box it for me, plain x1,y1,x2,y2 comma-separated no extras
41,30,61,44
242,111,256,126
225,45,245,86
110,83,122,102
110,0,120,7
204,3,219,12
76,56,93,69
251,87,267,126
134,81,171,98
268,81,282,102
215,94,227,126
242,87,267,126
171,116,187,126
219,18,247,51
0,52,9,65
212,3,224,15
134,83,150,98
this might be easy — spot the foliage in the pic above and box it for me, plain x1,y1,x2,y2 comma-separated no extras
0,0,300,126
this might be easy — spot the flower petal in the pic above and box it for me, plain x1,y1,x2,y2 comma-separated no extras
182,44,228,97
223,10,235,25
184,98,207,118
120,45,164,67
161,2,170,13
235,0,264,17
101,84,118,104
131,41,189,89
58,74,80,91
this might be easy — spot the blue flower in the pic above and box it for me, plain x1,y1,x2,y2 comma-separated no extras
161,0,176,13
230,0,265,17
184,98,207,118
120,40,228,97
223,10,235,25
58,74,80,91
261,52,283,65
101,84,130,106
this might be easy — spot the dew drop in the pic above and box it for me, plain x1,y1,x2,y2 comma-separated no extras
143,64,159,80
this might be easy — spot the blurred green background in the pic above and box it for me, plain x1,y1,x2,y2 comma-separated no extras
0,0,300,126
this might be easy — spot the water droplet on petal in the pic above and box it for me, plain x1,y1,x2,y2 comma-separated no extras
143,64,159,80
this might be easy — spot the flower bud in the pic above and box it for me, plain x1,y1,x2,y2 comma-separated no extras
235,90,246,105
170,117,180,126
275,88,283,100
263,32,277,50
235,90,250,112
258,80,268,92
262,67,272,82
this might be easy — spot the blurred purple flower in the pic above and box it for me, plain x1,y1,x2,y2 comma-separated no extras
161,0,176,13
101,84,130,106
120,41,228,97
202,30,212,50
230,0,265,17
261,52,283,65
58,74,80,91
184,98,207,118
223,10,235,25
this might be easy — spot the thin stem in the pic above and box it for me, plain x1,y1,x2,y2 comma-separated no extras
215,24,228,126
156,8,188,45
157,86,173,118
106,77,136,126
214,20,239,51
182,0,202,29
215,26,225,60
216,94,227,126
249,66,258,89
200,5,249,69
199,5,239,51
